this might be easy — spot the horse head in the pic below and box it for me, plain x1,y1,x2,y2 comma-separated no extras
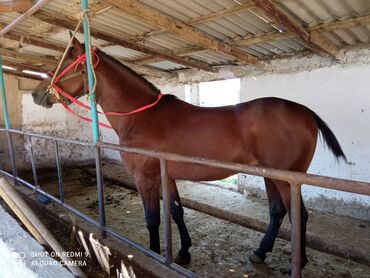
32,36,92,108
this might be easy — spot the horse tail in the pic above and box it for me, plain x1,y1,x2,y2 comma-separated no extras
311,111,347,162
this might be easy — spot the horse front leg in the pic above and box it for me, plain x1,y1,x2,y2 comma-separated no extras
168,179,192,265
135,174,161,253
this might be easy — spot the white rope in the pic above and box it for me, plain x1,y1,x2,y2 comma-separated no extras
48,17,83,99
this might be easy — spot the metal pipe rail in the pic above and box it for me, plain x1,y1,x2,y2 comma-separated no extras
1,129,370,278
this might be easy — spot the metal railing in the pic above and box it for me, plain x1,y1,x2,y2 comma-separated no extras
1,128,370,278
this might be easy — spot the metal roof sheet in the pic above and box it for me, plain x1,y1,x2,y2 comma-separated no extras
0,0,370,74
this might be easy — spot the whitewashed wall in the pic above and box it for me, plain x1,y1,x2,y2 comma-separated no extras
239,63,370,220
22,94,95,166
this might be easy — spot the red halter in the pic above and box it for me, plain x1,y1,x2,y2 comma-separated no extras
48,49,164,129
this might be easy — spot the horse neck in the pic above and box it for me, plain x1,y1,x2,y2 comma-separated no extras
94,54,160,131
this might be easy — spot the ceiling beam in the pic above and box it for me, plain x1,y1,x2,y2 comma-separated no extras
33,11,215,72
102,0,263,67
0,48,57,68
0,0,32,13
3,69,43,80
3,31,66,52
251,0,344,60
2,59,49,73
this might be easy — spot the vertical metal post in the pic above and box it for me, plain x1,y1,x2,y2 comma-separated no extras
27,135,39,189
81,0,106,231
290,183,302,278
160,159,173,264
81,0,99,144
0,57,17,183
54,141,64,203
95,146,106,228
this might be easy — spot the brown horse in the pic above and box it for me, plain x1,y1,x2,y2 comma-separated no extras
32,38,346,268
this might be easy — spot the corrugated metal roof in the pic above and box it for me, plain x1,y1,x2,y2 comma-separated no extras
0,0,370,75
147,60,186,71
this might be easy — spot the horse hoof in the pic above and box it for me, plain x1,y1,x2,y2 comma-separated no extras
249,252,265,264
174,254,191,265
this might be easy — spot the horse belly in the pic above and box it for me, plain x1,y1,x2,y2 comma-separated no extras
168,161,237,181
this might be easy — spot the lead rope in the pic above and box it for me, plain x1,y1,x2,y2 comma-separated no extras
48,9,97,101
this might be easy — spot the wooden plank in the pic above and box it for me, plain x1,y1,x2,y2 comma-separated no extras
0,0,32,13
0,178,85,277
0,48,57,68
102,0,263,67
32,11,215,72
3,31,66,52
251,0,344,60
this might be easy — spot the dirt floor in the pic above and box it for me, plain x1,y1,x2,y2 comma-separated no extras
19,165,370,278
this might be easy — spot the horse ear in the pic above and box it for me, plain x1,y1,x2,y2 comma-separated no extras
70,35,84,54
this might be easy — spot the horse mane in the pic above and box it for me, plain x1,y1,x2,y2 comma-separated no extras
96,48,161,94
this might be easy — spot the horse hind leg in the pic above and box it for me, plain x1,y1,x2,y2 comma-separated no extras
250,179,309,268
249,178,287,263
168,179,192,265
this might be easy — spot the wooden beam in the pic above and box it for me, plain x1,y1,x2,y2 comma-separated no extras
1,59,50,73
32,11,215,72
251,0,344,60
3,69,43,80
0,48,57,68
3,31,66,52
0,0,32,13
102,0,263,67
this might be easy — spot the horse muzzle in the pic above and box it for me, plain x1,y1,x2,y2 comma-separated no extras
32,90,53,108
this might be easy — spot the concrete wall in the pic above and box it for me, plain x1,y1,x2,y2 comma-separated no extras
238,63,370,220
0,74,95,170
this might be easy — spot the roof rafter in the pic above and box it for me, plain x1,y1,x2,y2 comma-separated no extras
251,0,344,60
0,0,32,13
32,11,215,72
0,48,57,68
102,0,263,67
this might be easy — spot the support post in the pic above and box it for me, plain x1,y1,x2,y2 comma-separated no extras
81,0,106,232
0,57,17,183
27,135,39,189
290,183,302,278
95,146,106,229
160,159,173,264
54,141,64,203
81,0,99,144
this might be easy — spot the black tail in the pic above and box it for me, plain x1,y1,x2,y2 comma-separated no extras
311,111,347,162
